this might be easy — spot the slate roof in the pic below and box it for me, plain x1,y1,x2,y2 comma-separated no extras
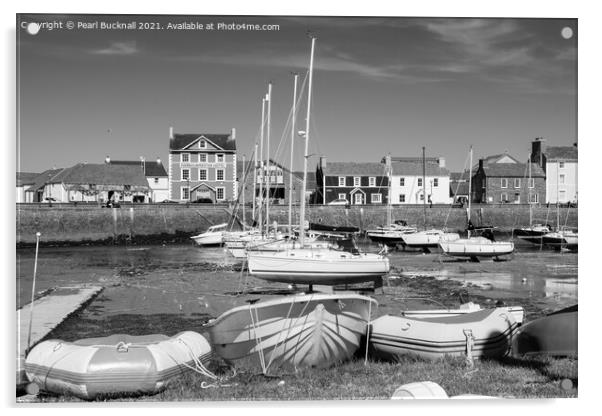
169,133,236,151
384,156,441,164
109,160,168,177
545,146,578,161
480,162,545,178
16,172,40,186
293,171,317,191
322,162,388,176
390,161,450,176
47,163,150,187
25,169,64,192
450,172,469,181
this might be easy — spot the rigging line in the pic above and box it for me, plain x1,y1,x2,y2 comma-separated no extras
444,150,471,228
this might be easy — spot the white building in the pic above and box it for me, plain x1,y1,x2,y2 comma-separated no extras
531,139,578,204
110,158,169,202
388,157,452,204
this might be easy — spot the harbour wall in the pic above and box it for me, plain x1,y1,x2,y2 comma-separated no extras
16,203,578,246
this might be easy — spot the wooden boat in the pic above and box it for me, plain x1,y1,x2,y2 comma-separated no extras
512,304,577,357
369,308,519,361
205,293,377,372
25,331,213,400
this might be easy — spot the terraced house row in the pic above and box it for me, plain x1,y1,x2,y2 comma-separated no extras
16,133,578,206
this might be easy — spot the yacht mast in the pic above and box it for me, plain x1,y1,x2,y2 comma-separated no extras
299,36,316,247
252,143,258,224
265,84,272,231
258,98,265,235
528,154,532,226
422,146,426,230
242,154,246,227
467,145,473,238
288,74,298,238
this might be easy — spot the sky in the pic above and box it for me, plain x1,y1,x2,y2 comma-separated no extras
16,14,577,174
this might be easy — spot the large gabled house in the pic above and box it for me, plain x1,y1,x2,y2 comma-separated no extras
168,127,237,202
531,138,578,204
315,158,389,205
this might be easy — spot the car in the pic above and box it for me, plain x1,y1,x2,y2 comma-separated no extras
328,198,348,206
104,200,121,208
44,197,57,203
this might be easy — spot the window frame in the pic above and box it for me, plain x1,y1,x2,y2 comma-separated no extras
181,186,190,200
181,168,190,181
371,193,382,203
216,169,225,181
529,178,535,188
433,178,439,187
199,153,207,163
369,177,376,187
216,187,225,201
338,176,345,187
501,178,508,188
199,140,207,149
417,178,423,187
338,193,346,201
500,192,508,203
399,177,405,187
353,177,361,187
216,153,225,163
399,194,406,203
199,169,208,181
514,178,521,188
181,153,190,163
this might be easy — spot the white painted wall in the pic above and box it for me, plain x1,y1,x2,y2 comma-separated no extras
546,161,578,203
147,177,169,202
390,175,452,204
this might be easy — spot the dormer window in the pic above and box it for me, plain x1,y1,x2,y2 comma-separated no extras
199,140,207,149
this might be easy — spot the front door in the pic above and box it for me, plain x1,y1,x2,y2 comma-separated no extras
354,193,363,205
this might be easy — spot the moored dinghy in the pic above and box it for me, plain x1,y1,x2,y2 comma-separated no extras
25,331,213,400
369,308,519,361
205,293,377,372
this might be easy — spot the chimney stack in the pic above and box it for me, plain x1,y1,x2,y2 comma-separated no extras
169,126,174,140
156,157,161,165
531,137,544,166
384,154,391,168
231,127,236,140
105,155,111,164
438,157,446,168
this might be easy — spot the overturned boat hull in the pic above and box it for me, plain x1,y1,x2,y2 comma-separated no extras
205,293,377,371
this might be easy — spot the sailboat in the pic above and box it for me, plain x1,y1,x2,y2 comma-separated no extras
401,147,460,250
204,293,377,372
247,36,390,287
438,146,514,261
513,155,552,244
366,157,417,247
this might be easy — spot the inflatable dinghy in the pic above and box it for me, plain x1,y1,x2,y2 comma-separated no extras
25,331,213,400
370,308,518,361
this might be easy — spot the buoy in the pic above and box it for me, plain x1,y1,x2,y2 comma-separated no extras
560,379,573,390
391,381,448,399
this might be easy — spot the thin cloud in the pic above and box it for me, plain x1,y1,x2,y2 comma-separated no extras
91,41,139,56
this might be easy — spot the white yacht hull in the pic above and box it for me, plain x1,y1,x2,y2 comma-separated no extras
439,237,514,258
247,248,390,285
402,230,460,248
